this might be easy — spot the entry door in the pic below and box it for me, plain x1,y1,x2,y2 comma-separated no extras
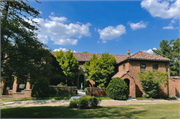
79,74,84,89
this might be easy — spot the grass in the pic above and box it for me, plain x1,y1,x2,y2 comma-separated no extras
136,97,166,101
0,91,72,102
1,103,180,118
95,95,112,100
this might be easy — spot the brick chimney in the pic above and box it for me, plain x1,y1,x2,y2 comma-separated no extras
127,49,130,56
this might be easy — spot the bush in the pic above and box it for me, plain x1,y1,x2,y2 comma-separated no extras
69,100,78,108
142,93,150,98
97,83,105,88
160,94,169,99
89,96,101,107
170,95,177,100
106,78,128,100
78,96,89,109
69,96,101,109
85,88,87,94
31,79,50,97
57,82,67,86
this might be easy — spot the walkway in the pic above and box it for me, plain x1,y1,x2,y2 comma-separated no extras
1,99,180,108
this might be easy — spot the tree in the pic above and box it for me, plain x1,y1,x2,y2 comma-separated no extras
1,0,54,84
82,51,88,53
84,52,116,87
138,70,168,98
55,49,79,86
153,38,179,76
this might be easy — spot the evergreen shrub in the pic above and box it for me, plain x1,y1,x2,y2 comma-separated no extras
106,77,128,100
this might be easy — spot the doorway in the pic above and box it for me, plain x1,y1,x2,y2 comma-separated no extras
124,79,130,95
79,74,84,89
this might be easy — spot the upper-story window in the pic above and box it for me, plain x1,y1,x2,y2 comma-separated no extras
153,64,158,71
140,64,146,71
165,63,168,72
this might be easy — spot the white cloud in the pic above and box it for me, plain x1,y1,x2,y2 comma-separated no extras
129,21,148,30
33,14,91,45
49,16,67,22
141,0,180,19
98,25,126,42
144,48,157,54
51,12,55,15
53,47,76,52
162,18,178,29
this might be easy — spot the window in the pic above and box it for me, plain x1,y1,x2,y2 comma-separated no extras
165,63,168,72
153,64,158,71
140,64,146,71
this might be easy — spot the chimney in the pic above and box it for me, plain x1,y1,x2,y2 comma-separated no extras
127,49,130,56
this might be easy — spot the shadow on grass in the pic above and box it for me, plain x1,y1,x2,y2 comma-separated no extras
1,106,146,118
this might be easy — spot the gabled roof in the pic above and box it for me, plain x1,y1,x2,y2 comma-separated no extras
50,51,128,63
50,50,170,63
112,70,129,78
128,51,170,62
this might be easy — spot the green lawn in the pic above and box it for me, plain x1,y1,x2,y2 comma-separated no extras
1,103,180,118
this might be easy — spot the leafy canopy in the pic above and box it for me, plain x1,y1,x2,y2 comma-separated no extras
1,0,53,84
138,70,168,98
153,38,179,76
84,52,116,86
55,49,79,85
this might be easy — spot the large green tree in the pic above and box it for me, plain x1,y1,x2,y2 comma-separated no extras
55,49,79,86
153,38,179,76
84,52,116,87
1,0,53,84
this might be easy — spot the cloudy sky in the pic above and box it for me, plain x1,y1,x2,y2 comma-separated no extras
29,0,179,55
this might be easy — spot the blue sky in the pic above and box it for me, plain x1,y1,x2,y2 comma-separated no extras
29,0,179,55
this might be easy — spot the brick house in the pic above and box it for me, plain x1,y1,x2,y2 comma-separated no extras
1,49,179,98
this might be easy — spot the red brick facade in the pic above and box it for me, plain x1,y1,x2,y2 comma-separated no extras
1,50,179,99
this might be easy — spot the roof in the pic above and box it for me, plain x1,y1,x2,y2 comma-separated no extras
50,51,170,63
128,51,170,62
50,51,128,63
112,70,129,78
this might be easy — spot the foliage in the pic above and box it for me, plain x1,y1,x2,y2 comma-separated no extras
85,88,87,94
82,51,88,53
57,82,67,87
97,83,105,88
169,95,177,100
142,93,150,98
77,96,89,109
1,0,55,84
49,89,72,100
84,52,116,86
69,96,101,109
153,38,179,76
31,79,50,97
89,96,101,107
55,49,79,86
106,78,128,100
69,100,78,108
138,71,168,98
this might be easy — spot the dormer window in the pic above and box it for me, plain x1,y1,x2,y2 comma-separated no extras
153,64,158,71
140,64,146,71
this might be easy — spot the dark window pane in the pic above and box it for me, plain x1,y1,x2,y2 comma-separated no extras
140,64,146,71
153,64,158,71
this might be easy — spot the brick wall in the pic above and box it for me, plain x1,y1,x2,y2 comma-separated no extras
49,86,77,96
86,87,107,96
13,89,31,99
118,62,130,72
169,76,180,97
122,60,169,97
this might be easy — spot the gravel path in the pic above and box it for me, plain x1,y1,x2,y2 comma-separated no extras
1,99,180,108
